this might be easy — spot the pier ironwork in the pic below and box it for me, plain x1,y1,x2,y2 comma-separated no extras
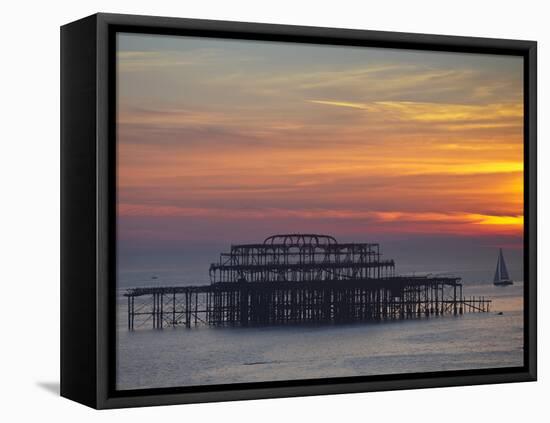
124,234,491,330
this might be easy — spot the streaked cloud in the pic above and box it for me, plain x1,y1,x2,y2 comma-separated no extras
119,203,522,225
308,99,522,126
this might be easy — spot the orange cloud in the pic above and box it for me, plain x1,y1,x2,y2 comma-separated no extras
118,203,522,236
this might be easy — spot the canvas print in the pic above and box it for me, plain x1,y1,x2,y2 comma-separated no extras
116,33,524,391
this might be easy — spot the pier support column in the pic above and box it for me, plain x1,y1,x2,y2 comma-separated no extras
160,293,164,329
127,296,131,330
240,285,249,326
152,293,157,329
172,293,176,326
453,285,457,315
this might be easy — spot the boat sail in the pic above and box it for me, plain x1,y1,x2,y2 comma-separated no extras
493,248,513,286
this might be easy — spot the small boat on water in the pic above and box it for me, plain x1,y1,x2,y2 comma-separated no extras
493,248,513,286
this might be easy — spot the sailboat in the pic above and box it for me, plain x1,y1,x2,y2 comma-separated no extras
493,248,513,286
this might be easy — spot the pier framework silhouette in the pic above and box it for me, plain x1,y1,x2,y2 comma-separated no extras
125,234,491,330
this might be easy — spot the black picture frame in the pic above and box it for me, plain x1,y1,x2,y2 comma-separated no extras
61,12,537,409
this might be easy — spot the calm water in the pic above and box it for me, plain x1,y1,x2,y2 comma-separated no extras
116,282,524,390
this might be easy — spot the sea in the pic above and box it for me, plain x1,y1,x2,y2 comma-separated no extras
116,272,524,390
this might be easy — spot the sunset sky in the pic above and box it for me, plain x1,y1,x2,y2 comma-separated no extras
116,33,524,283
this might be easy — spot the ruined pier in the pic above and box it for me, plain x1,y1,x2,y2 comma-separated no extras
125,234,491,330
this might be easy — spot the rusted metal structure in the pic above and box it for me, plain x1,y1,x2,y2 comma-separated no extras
124,234,491,330
209,234,395,283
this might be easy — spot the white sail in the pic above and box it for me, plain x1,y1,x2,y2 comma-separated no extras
493,248,511,283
